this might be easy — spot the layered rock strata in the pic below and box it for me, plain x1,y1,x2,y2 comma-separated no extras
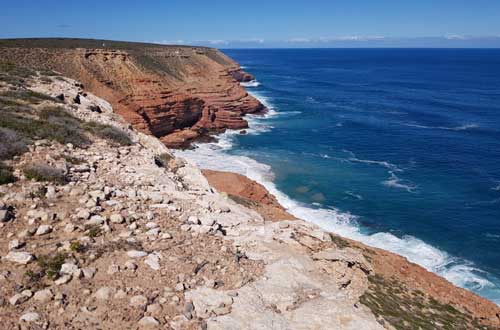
0,39,265,148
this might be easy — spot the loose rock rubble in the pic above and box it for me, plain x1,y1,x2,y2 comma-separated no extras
1,71,497,330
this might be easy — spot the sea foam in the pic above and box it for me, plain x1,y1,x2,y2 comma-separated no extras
405,123,479,131
240,80,261,87
173,85,500,305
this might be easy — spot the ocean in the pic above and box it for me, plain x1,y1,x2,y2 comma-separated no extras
175,48,500,304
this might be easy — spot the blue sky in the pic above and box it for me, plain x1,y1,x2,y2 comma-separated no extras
2,0,500,47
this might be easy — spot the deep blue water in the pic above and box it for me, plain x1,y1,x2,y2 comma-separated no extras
178,49,500,303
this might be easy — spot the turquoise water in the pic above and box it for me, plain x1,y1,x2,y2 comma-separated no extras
177,49,500,304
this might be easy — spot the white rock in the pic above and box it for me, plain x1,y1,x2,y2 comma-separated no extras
76,209,91,220
148,193,164,203
60,263,79,276
21,290,33,298
107,264,120,274
82,267,97,279
35,225,52,236
114,289,127,299
110,214,124,224
187,215,200,224
161,232,173,239
4,251,35,264
175,283,185,292
55,274,72,285
19,312,40,323
145,222,158,229
127,250,148,258
150,203,170,209
8,239,23,250
0,209,12,222
125,261,138,270
9,293,29,305
34,289,54,302
85,215,105,225
146,228,160,237
64,224,76,233
199,217,215,226
138,316,160,327
94,287,114,301
89,190,105,200
145,253,161,271
46,185,56,199
130,295,148,308
198,225,212,234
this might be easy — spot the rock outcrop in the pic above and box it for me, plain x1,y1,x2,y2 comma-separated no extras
0,38,265,148
202,169,297,221
1,51,499,330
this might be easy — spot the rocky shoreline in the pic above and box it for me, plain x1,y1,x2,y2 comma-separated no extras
201,170,500,328
0,41,499,329
0,39,266,149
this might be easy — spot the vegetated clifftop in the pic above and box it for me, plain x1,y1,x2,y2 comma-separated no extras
0,38,264,148
1,55,500,330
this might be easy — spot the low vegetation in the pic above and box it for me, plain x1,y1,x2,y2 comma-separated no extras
360,274,491,330
36,253,67,280
23,163,67,184
0,61,134,185
154,152,174,168
83,121,132,146
0,162,16,184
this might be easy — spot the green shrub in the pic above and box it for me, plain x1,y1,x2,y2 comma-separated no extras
63,155,84,165
69,241,84,253
83,121,132,146
0,127,28,160
36,253,66,280
0,61,36,78
0,163,15,184
154,152,174,168
23,163,66,184
0,106,90,147
86,225,102,238
0,89,58,104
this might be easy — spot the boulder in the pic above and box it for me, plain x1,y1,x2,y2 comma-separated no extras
19,312,40,323
34,289,54,302
4,251,35,264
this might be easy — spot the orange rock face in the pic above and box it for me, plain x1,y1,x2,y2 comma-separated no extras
0,40,265,148
202,169,297,221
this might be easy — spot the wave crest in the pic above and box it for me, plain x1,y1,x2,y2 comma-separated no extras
174,82,500,305
405,123,479,131
240,80,261,87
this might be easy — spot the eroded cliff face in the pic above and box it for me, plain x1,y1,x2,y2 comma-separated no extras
0,39,264,148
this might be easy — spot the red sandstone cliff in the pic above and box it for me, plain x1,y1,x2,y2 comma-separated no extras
0,38,265,148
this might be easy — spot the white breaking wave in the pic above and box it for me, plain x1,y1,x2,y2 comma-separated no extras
175,140,496,300
343,151,417,193
240,80,261,87
345,191,364,200
173,87,499,305
405,123,479,131
344,150,417,193
347,154,403,172
383,171,418,193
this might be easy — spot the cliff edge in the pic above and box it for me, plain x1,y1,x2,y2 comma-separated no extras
1,44,499,330
0,38,264,148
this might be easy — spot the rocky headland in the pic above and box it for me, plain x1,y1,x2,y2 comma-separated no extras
0,38,265,148
0,39,499,330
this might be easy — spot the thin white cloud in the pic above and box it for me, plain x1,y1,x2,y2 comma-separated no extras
205,39,229,45
287,36,386,43
288,38,311,43
319,35,386,42
445,35,467,40
151,40,192,45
